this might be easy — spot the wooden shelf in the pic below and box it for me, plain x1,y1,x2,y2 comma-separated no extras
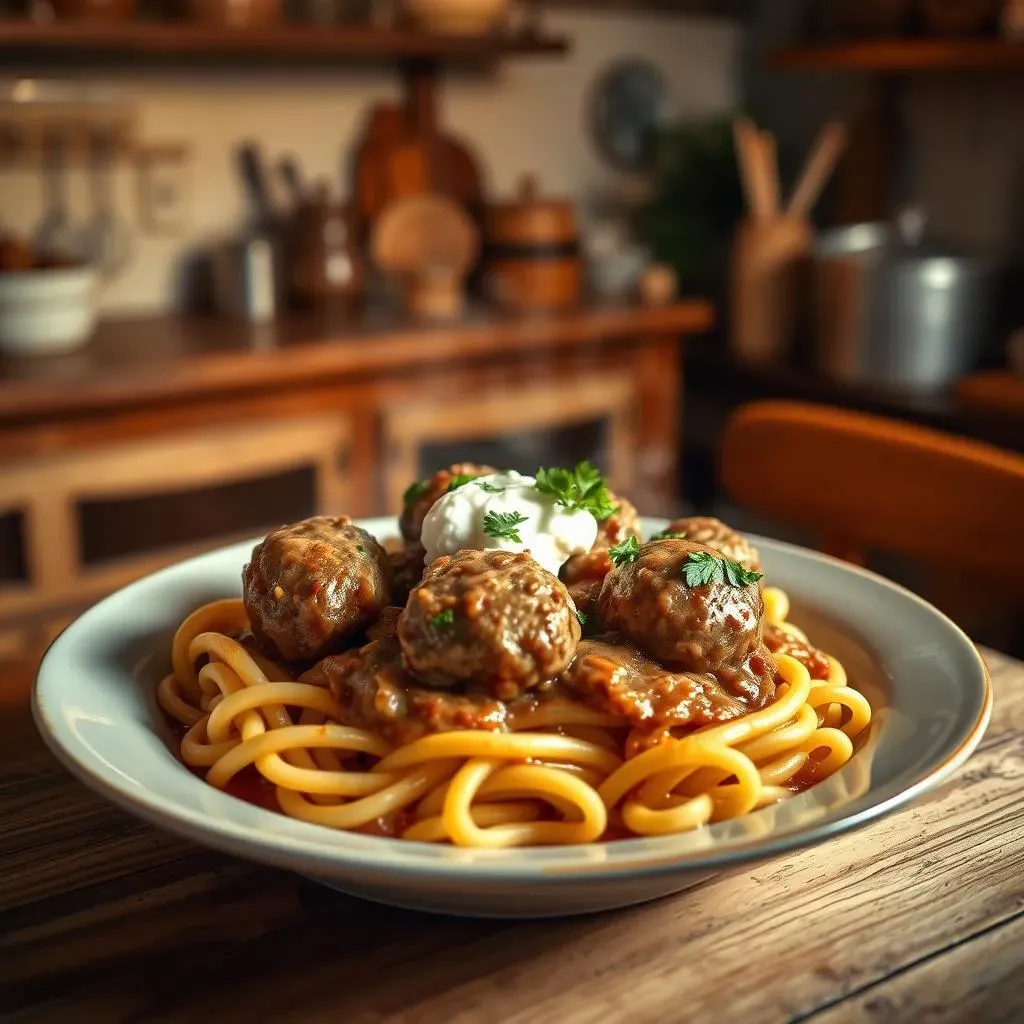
771,38,1024,73
0,21,569,67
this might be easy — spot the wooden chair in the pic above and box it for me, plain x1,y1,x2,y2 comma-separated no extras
719,400,1024,580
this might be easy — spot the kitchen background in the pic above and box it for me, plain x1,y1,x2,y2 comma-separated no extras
0,0,1022,696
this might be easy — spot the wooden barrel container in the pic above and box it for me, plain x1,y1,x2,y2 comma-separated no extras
483,175,582,313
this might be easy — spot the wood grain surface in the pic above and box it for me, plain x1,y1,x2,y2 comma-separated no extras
0,303,713,426
1,648,1022,1022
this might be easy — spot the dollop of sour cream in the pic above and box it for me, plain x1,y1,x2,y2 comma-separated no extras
420,471,598,576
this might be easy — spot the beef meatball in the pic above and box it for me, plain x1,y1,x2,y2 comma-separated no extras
656,516,761,573
399,463,497,544
304,636,507,747
398,549,581,700
242,516,391,663
598,539,766,682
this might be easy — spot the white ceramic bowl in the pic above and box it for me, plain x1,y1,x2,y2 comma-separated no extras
0,265,99,356
33,518,991,917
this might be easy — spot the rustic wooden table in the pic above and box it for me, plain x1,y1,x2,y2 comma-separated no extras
3,648,1023,1023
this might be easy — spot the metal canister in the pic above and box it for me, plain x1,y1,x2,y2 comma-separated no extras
213,235,278,323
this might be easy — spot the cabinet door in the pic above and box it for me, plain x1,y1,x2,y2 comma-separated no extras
381,371,636,514
0,413,351,625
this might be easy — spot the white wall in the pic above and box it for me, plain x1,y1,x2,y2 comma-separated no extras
0,12,741,314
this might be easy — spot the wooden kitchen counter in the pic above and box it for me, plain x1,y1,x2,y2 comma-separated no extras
0,303,712,426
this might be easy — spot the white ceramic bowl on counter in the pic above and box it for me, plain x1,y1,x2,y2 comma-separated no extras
0,264,100,356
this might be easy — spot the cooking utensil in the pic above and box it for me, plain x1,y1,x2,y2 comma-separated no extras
34,129,78,263
235,141,287,310
810,216,999,390
787,122,848,221
372,193,476,320
78,126,132,278
278,155,305,210
729,118,846,366
482,174,582,313
352,102,484,244
732,117,777,223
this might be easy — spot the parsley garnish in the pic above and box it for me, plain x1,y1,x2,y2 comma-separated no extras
403,479,430,505
356,544,366,553
482,510,528,543
477,481,505,493
650,530,687,542
682,551,763,588
534,460,617,522
447,473,475,492
575,610,588,627
608,535,641,566
430,609,455,628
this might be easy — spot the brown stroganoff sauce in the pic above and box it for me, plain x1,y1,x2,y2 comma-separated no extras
558,637,751,729
764,623,831,680
305,635,508,747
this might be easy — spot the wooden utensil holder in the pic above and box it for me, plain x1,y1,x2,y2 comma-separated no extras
729,216,812,366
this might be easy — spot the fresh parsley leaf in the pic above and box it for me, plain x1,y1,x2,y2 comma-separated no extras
534,460,616,522
682,551,763,588
430,609,455,628
575,610,588,627
650,530,687,542
447,473,475,492
682,551,721,587
403,479,430,505
356,544,366,554
477,481,505,493
608,535,641,567
482,509,528,544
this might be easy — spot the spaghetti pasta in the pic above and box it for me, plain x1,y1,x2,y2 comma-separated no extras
158,592,872,848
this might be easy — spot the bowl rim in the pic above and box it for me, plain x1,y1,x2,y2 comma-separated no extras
32,525,992,883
